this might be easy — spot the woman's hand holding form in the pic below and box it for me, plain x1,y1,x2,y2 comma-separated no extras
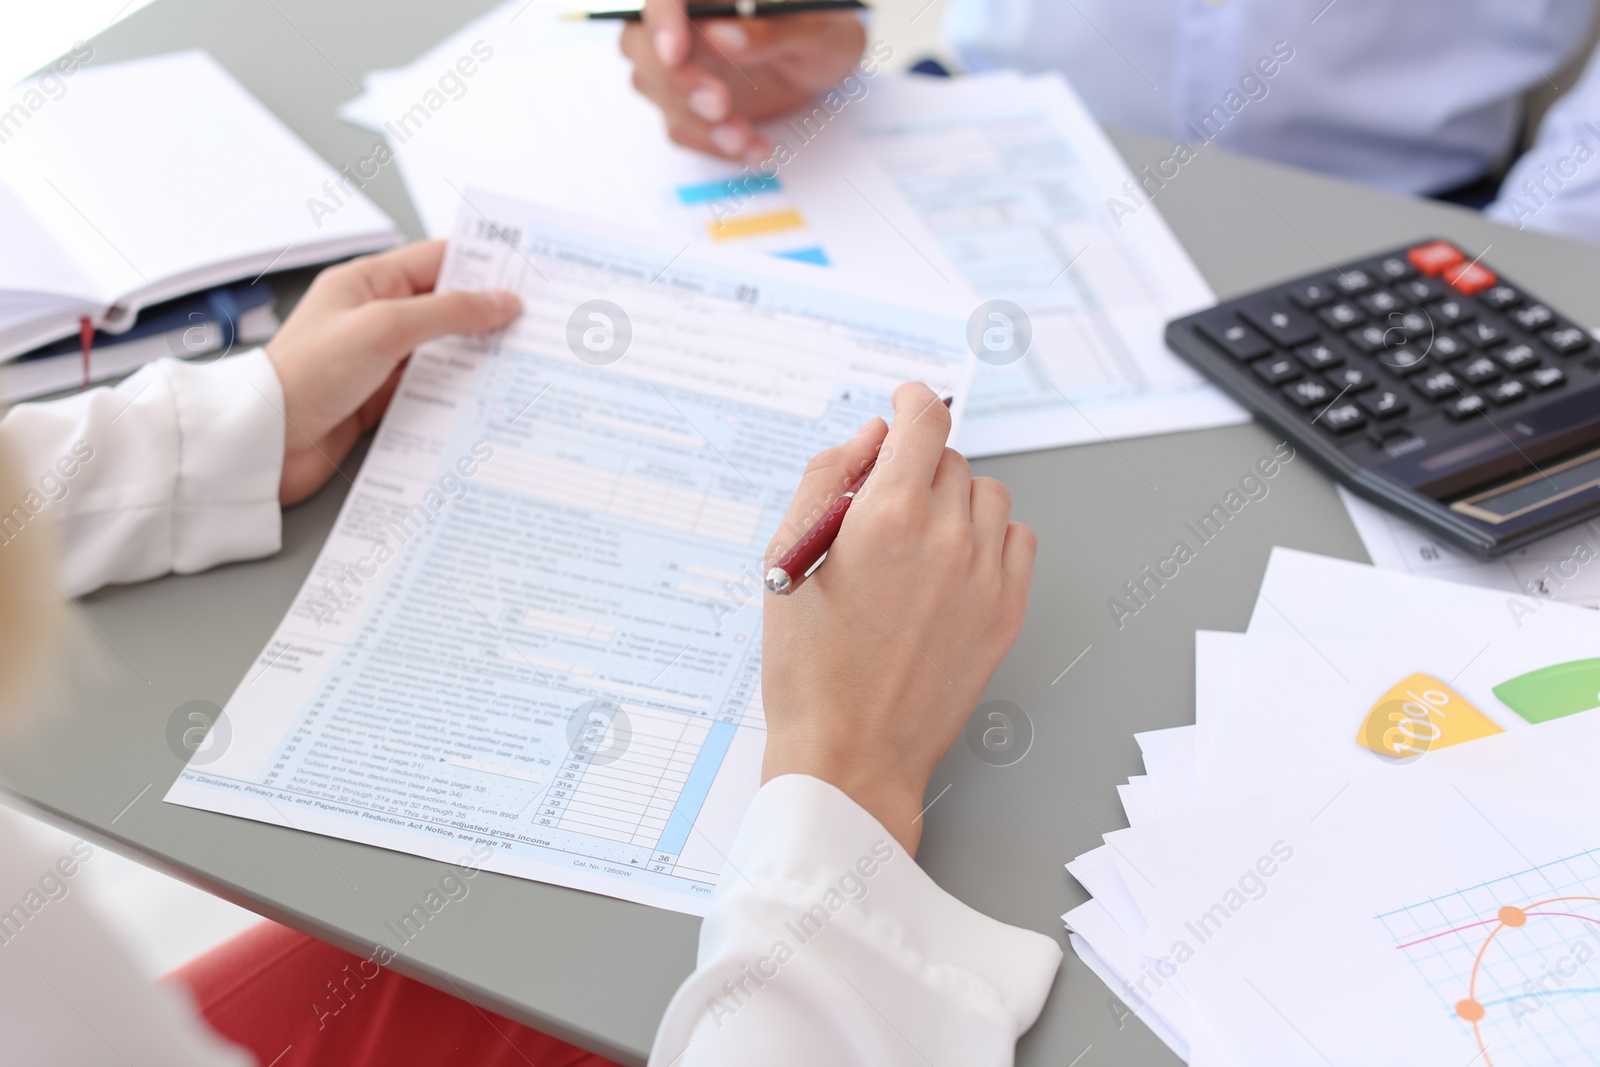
267,241,520,506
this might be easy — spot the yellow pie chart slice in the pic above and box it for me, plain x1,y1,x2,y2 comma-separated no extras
1357,672,1504,760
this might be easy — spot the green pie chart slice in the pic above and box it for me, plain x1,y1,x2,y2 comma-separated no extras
1493,658,1600,724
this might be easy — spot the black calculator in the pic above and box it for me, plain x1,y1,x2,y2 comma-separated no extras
1165,240,1600,559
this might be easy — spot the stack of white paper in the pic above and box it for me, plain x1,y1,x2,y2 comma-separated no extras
337,2,1246,458
1068,548,1600,1065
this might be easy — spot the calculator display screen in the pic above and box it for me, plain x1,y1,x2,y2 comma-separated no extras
1453,450,1600,523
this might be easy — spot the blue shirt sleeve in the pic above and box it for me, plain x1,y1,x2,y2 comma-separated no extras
1488,44,1600,243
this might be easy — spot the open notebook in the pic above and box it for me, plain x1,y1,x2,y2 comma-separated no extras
0,50,400,362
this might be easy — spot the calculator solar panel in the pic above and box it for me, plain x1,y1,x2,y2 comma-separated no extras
1165,240,1600,558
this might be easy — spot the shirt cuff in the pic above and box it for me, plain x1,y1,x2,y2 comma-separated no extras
165,349,285,575
717,774,1063,1031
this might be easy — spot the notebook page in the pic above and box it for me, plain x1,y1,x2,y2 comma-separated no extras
0,181,97,309
0,51,397,312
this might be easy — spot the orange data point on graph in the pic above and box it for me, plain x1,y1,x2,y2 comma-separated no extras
1356,673,1504,760
1456,998,1485,1022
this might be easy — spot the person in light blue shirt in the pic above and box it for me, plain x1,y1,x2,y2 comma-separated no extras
619,0,1600,244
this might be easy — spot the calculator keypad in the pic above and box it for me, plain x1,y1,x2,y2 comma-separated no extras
1184,240,1594,445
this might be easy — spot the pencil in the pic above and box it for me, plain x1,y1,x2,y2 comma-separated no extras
567,0,868,21
764,395,954,595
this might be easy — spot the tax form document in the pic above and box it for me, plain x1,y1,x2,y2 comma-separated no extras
164,193,971,916
851,74,1249,458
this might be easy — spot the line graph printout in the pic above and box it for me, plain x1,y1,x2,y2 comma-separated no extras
164,193,971,915
851,74,1248,458
1383,849,1600,1067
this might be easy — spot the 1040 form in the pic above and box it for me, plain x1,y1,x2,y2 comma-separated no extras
165,192,971,915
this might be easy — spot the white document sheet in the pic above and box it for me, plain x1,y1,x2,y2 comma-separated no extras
165,193,971,916
1197,548,1600,805
1338,485,1600,610
340,4,1247,459
336,7,938,280
847,73,1247,458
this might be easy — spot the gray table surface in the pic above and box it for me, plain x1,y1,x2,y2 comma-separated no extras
10,3,1600,1064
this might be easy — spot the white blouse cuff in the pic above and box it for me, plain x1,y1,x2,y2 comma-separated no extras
164,349,285,575
719,774,1063,1030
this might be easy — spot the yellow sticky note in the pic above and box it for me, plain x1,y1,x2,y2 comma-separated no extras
1356,672,1504,760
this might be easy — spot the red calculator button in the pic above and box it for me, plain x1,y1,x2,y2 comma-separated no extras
1407,241,1465,275
1445,260,1497,295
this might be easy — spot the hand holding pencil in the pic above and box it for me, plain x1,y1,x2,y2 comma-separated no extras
759,382,1036,855
617,0,869,162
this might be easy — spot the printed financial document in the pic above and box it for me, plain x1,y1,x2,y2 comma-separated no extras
341,5,1246,458
849,73,1248,458
165,193,971,915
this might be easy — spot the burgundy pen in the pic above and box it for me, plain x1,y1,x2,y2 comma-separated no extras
764,395,953,595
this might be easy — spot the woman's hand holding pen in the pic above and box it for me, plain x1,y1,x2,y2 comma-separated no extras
760,383,1037,856
619,0,866,162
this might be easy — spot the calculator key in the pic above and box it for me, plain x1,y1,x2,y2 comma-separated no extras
1358,389,1409,418
1325,366,1375,392
1378,346,1430,375
1240,300,1320,347
1445,260,1496,295
1543,326,1591,355
1493,342,1539,370
1370,255,1416,282
1454,356,1500,385
1316,402,1366,434
1196,312,1274,360
1294,340,1346,369
1333,269,1373,295
1288,280,1338,309
1320,302,1365,328
1414,370,1460,400
1443,394,1488,420
1399,276,1448,303
1359,290,1405,316
1460,320,1504,347
1347,324,1389,353
1526,366,1566,390
1486,379,1527,405
1478,284,1522,311
1394,311,1432,339
1284,379,1333,407
1253,355,1302,384
1427,298,1474,326
1430,333,1469,360
1407,241,1465,275
1512,304,1556,331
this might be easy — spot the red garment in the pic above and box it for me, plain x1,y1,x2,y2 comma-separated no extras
171,921,621,1067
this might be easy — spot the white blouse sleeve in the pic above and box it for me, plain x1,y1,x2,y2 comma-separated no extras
0,350,285,598
650,775,1063,1066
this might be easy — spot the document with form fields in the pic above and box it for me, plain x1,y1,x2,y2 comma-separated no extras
165,192,972,915
340,2,1247,458
850,73,1248,457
